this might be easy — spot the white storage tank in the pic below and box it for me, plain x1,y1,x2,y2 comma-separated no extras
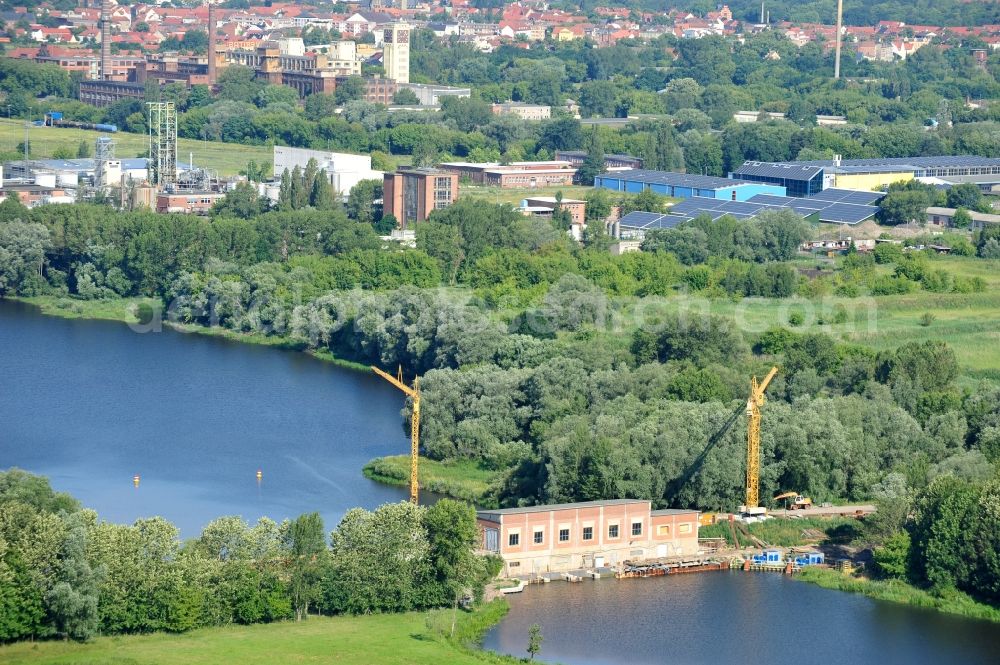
35,172,57,188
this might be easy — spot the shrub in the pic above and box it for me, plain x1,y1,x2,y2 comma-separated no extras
788,311,805,326
869,275,917,296
919,312,936,327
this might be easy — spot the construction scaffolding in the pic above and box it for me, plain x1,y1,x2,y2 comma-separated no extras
147,102,177,187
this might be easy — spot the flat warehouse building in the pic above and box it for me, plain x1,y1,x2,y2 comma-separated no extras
438,161,576,188
730,156,1000,193
594,169,785,201
272,146,383,197
730,161,825,197
477,499,699,576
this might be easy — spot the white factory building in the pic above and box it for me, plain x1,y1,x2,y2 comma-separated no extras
3,158,151,188
272,146,383,198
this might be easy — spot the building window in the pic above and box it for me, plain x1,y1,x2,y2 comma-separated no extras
608,524,619,539
533,529,544,544
678,523,692,534
508,533,519,547
583,526,593,540
656,524,671,536
632,521,643,537
559,528,570,542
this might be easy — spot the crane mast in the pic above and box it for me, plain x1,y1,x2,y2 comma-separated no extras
372,365,420,504
745,366,778,511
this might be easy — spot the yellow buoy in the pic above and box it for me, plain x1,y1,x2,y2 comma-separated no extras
133,474,140,488
256,469,263,483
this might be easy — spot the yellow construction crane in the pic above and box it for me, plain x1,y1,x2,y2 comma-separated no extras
372,365,421,504
745,366,778,512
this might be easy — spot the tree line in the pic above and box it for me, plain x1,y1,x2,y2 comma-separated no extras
0,469,495,642
0,191,989,321
6,30,1000,175
862,465,1000,610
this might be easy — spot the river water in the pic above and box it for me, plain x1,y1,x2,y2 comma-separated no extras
5,300,1000,661
0,300,411,534
483,571,1000,665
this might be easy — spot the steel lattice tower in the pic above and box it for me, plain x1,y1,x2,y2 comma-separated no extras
147,102,177,186
95,135,115,188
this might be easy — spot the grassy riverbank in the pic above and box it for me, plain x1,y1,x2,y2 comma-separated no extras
699,516,860,548
796,568,1000,624
0,600,518,665
13,296,371,373
364,455,499,504
16,294,155,323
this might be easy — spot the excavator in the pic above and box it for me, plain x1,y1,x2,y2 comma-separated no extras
774,491,813,511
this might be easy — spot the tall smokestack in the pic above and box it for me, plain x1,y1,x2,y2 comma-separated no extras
100,0,112,80
207,1,217,87
833,0,844,79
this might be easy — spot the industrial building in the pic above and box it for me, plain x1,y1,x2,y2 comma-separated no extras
926,206,1000,231
521,196,586,226
439,161,576,188
383,167,458,227
78,80,147,108
396,83,470,106
272,147,383,197
594,169,786,201
228,39,347,98
381,23,410,84
668,188,883,225
615,211,685,240
491,102,551,121
156,191,226,214
477,499,700,576
611,187,885,240
520,196,586,240
730,161,825,197
137,54,212,88
731,156,1000,194
555,151,644,170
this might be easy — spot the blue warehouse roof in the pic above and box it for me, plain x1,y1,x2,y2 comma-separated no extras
597,169,748,191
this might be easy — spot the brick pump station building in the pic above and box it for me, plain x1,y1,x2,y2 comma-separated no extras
477,499,699,576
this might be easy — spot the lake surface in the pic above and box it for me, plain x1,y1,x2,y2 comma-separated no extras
483,572,1000,665
0,300,411,534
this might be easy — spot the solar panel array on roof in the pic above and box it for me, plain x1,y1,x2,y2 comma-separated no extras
598,169,742,190
807,188,886,205
817,203,879,224
667,192,880,226
617,211,687,231
734,161,825,179
668,197,770,220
